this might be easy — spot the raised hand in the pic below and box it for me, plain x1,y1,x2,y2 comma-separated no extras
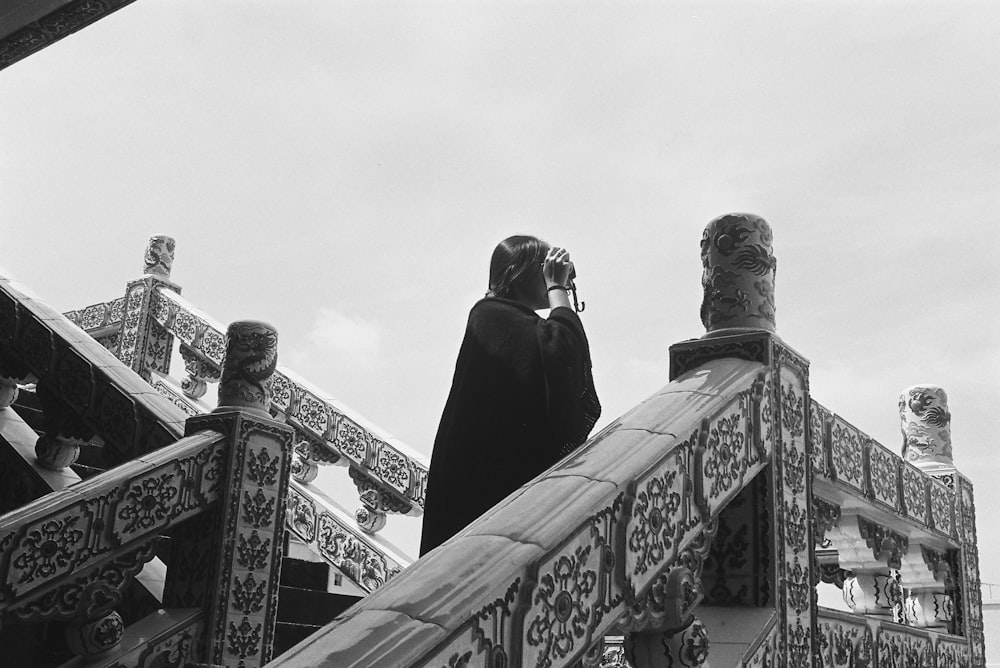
543,247,575,288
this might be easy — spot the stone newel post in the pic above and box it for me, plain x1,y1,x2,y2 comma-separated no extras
217,321,279,416
165,320,292,668
117,235,180,381
700,213,777,337
899,384,953,474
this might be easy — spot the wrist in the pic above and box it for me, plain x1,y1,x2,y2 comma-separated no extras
546,284,568,293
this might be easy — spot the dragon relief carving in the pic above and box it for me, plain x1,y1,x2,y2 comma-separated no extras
218,321,278,409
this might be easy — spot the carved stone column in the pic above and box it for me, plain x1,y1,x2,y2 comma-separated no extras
899,542,954,629
829,514,906,620
899,384,953,477
116,236,180,381
175,320,292,668
699,213,776,337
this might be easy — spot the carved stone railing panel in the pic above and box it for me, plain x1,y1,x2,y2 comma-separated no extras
0,429,226,618
878,625,934,666
867,441,900,511
816,607,972,668
829,416,866,494
520,494,626,668
901,462,930,525
152,287,430,514
625,436,695,597
64,297,125,335
268,358,773,668
937,636,973,666
929,479,955,538
813,400,958,541
285,480,408,594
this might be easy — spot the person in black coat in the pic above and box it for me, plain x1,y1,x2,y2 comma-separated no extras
419,236,601,556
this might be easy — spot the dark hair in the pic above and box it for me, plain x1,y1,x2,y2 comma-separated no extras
487,235,549,298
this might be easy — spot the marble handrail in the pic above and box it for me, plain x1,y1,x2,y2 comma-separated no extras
268,358,769,668
0,428,226,622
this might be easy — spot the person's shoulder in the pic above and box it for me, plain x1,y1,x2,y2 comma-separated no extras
468,297,538,330
470,297,537,318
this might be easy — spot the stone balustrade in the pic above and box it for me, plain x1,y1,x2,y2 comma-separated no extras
0,275,188,462
816,607,971,666
65,258,430,519
269,355,779,668
0,428,226,659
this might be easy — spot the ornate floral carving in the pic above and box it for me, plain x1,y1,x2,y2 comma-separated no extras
227,617,263,660
117,472,179,534
868,443,899,508
247,447,279,487
782,442,806,496
929,482,954,536
901,465,929,524
830,419,865,491
9,541,157,622
236,530,272,572
335,416,369,463
241,489,276,529
526,544,598,667
780,382,804,439
295,392,328,435
702,412,747,500
628,467,683,577
375,443,411,493
12,515,85,584
231,573,268,615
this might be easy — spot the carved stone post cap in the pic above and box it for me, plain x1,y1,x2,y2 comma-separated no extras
143,234,176,277
899,384,952,469
217,320,278,416
699,213,777,338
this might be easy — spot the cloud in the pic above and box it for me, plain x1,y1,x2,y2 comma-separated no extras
306,307,383,365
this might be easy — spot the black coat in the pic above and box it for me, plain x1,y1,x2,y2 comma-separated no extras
419,298,601,555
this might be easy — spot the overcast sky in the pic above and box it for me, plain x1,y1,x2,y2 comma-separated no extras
1,1,998,577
